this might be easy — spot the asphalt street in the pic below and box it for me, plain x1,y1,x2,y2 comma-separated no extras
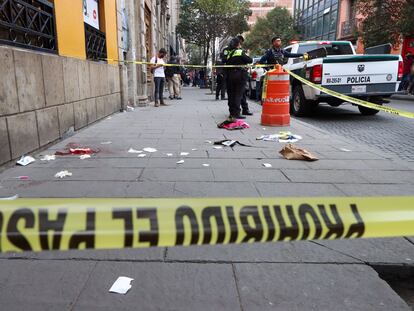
293,96,414,162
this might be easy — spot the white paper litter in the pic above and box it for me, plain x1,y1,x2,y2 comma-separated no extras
191,148,198,151
166,153,173,157
340,148,352,152
202,164,210,167
54,170,72,179
262,163,273,168
17,156,36,166
128,148,143,154
180,152,189,156
138,154,147,158
143,147,157,153
80,154,91,160
176,160,185,164
0,194,19,200
213,146,223,149
205,140,212,144
40,155,56,161
100,141,112,145
106,116,112,120
257,132,303,143
222,140,236,147
126,105,135,112
109,276,134,295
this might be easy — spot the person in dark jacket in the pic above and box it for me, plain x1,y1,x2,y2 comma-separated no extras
259,36,304,65
215,61,226,100
225,37,253,119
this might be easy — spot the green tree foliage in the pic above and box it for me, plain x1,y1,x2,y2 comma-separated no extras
176,0,250,65
357,0,414,48
244,7,298,56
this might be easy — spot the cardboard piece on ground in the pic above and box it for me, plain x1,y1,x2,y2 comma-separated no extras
109,276,134,295
17,156,36,166
279,144,319,162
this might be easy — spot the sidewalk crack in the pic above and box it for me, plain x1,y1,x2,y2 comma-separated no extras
69,261,98,310
231,264,245,311
310,240,365,263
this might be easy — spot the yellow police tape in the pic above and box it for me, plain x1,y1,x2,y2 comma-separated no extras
0,197,413,252
286,69,414,119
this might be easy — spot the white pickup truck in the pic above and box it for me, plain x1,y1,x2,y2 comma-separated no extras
284,41,403,116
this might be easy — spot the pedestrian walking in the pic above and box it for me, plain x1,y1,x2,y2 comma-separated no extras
399,52,413,92
166,56,182,100
408,62,414,95
150,48,168,107
199,69,206,88
215,61,226,100
259,36,304,65
225,37,253,119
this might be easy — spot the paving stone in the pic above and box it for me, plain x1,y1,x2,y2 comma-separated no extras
281,169,369,184
124,181,175,197
304,159,370,170
141,168,214,182
241,158,308,169
213,168,289,182
14,50,45,112
166,241,359,263
319,238,414,265
363,159,414,171
354,170,414,184
0,47,18,115
337,184,414,196
255,182,345,196
0,260,95,311
173,181,259,197
73,262,241,311
234,263,410,311
315,150,387,160
42,54,65,106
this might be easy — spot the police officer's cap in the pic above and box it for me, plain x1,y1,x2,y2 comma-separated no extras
271,36,282,43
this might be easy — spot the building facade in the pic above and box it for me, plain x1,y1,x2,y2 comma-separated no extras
248,0,293,26
0,0,122,166
294,0,339,41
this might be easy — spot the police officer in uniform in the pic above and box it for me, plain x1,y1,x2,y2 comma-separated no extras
259,36,304,65
225,37,253,119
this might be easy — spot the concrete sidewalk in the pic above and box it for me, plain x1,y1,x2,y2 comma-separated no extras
0,87,413,310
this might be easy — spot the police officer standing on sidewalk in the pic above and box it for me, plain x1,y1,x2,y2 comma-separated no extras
225,37,253,119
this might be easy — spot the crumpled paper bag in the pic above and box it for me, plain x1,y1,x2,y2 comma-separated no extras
279,144,319,161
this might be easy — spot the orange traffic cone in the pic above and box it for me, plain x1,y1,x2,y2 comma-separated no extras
261,65,290,126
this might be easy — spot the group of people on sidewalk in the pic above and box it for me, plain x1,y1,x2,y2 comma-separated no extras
149,35,304,117
150,48,183,107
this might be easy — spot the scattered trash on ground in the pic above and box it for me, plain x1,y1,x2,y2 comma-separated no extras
17,156,36,166
40,155,56,161
166,153,173,157
340,148,352,152
257,132,302,143
143,147,157,153
263,128,266,131
218,119,250,130
100,141,112,145
191,148,198,151
138,154,147,158
109,276,134,295
14,176,29,180
202,164,210,167
128,148,143,154
262,163,273,168
106,116,112,120
176,160,185,164
279,144,319,161
126,106,135,112
214,140,252,148
54,170,73,178
0,194,19,200
213,146,223,149
180,152,189,156
80,154,91,160
205,140,212,144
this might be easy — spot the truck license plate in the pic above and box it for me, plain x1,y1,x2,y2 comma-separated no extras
351,85,366,93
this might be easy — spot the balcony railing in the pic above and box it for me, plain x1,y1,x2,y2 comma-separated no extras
0,0,56,52
340,18,362,39
85,23,107,61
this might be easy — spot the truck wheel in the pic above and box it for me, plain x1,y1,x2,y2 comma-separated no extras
291,85,312,116
358,105,380,115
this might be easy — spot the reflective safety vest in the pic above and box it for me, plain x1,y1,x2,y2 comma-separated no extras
226,49,243,60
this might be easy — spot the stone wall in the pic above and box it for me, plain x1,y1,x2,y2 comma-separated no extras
0,46,121,165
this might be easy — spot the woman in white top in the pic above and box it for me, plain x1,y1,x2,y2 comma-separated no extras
150,48,167,107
